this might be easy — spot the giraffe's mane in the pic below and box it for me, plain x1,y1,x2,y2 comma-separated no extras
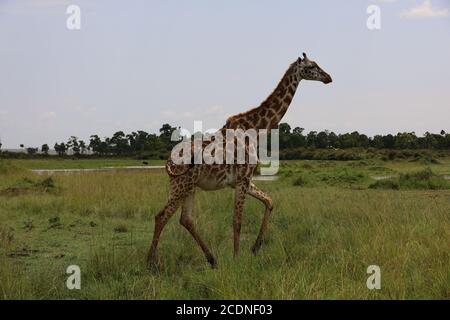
224,62,297,125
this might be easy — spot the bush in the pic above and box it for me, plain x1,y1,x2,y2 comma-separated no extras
293,176,306,186
0,177,57,196
369,180,400,190
114,224,128,233
369,168,450,190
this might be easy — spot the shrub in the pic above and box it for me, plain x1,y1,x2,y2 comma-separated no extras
293,176,306,186
369,168,450,190
0,177,57,196
114,224,128,233
369,180,400,190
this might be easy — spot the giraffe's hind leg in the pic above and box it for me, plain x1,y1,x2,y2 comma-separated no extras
247,182,273,254
233,178,251,257
147,176,193,269
180,192,217,268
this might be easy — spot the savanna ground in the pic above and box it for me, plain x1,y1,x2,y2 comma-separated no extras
0,157,449,299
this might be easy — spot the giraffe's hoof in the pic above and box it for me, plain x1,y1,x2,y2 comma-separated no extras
251,241,262,255
207,255,217,269
146,255,162,271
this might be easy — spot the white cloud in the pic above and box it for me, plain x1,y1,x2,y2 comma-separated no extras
400,0,449,18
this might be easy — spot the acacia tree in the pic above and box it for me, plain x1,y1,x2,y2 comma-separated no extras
110,131,129,155
26,147,38,155
79,140,87,154
54,143,66,156
89,135,109,155
41,144,49,155
67,136,80,155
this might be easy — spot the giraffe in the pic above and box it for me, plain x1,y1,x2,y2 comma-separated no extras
148,53,332,269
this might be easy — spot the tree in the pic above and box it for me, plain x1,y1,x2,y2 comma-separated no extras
306,131,317,147
54,143,66,156
328,131,338,148
293,127,304,135
382,134,395,149
159,124,176,143
394,132,417,149
445,134,450,149
291,127,306,147
357,133,370,148
109,131,129,155
79,140,87,154
278,123,291,135
159,124,179,153
316,131,329,148
67,136,80,155
279,123,292,149
26,147,38,155
41,144,49,155
89,135,101,154
371,135,384,149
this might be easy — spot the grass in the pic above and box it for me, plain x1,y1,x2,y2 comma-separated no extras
0,158,449,299
0,177,58,196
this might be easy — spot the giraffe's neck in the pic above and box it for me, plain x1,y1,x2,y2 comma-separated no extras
224,63,301,131
256,63,301,129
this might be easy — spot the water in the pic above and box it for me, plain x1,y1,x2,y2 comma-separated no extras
252,175,279,181
372,174,450,180
31,166,165,175
371,175,397,181
31,166,280,182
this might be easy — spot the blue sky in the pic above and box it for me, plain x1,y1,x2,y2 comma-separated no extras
0,0,449,148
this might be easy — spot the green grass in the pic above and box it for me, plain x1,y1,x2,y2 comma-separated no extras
0,158,449,299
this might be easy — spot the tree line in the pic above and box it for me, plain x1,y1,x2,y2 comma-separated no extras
277,124,450,150
1,123,449,159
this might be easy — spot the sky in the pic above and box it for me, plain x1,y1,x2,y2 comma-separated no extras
0,0,449,148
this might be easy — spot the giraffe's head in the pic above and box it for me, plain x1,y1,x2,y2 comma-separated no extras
296,53,332,84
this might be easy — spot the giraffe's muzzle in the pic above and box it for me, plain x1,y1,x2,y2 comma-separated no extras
323,75,333,84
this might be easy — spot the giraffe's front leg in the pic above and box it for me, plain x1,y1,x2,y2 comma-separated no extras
233,181,249,257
